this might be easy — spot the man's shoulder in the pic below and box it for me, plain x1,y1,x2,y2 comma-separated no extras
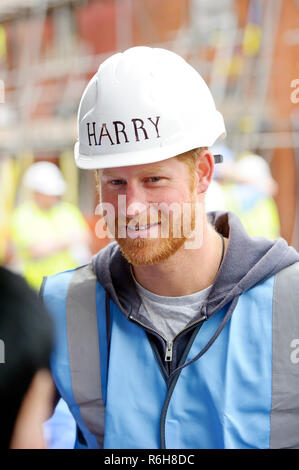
243,261,299,300
40,263,97,300
275,261,299,282
273,261,299,300
46,262,93,280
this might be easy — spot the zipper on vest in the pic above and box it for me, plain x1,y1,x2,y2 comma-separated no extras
163,315,207,374
129,315,173,374
165,341,173,362
165,341,173,374
129,310,207,376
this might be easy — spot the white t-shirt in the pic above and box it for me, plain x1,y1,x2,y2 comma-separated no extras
131,268,212,341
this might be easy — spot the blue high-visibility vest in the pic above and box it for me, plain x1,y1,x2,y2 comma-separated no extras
41,262,299,449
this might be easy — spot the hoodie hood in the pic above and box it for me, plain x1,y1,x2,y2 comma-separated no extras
92,210,299,319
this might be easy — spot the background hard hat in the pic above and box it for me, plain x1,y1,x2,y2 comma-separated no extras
233,153,277,196
23,161,66,196
74,46,226,169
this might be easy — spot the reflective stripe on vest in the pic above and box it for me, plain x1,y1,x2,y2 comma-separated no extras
42,264,106,449
66,265,105,448
43,262,299,449
270,261,299,448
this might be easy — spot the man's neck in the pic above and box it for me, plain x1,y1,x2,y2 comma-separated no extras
132,223,227,297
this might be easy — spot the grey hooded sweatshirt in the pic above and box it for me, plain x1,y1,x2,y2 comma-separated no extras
92,211,299,378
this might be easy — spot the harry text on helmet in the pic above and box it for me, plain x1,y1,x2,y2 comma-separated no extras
87,116,161,146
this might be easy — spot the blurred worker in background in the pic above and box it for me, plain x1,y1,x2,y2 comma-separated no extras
10,161,92,290
0,266,54,448
221,152,280,239
206,146,280,239
205,144,237,213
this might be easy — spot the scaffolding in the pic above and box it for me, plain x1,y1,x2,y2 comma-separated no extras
0,0,297,155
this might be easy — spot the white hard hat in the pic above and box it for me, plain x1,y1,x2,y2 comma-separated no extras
74,46,226,169
23,161,66,196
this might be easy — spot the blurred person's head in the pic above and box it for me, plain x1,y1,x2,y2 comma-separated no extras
0,267,54,448
23,161,66,210
233,152,278,197
33,192,60,211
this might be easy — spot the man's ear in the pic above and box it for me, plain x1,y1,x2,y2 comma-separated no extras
194,149,215,195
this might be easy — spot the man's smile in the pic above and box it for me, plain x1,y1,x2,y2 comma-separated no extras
125,221,161,238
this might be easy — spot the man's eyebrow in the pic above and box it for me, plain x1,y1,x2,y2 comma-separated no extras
139,165,167,175
101,170,121,177
101,165,167,177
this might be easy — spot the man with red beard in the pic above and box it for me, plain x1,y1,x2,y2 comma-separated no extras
95,146,212,269
41,47,299,450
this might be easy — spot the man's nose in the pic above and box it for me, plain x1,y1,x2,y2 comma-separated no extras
125,183,148,218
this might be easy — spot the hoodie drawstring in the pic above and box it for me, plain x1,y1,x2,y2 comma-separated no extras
105,291,111,358
168,295,240,380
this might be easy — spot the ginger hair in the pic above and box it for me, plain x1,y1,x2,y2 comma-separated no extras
176,147,208,190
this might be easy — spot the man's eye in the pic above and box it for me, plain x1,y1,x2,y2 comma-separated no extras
111,180,124,185
147,177,161,183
